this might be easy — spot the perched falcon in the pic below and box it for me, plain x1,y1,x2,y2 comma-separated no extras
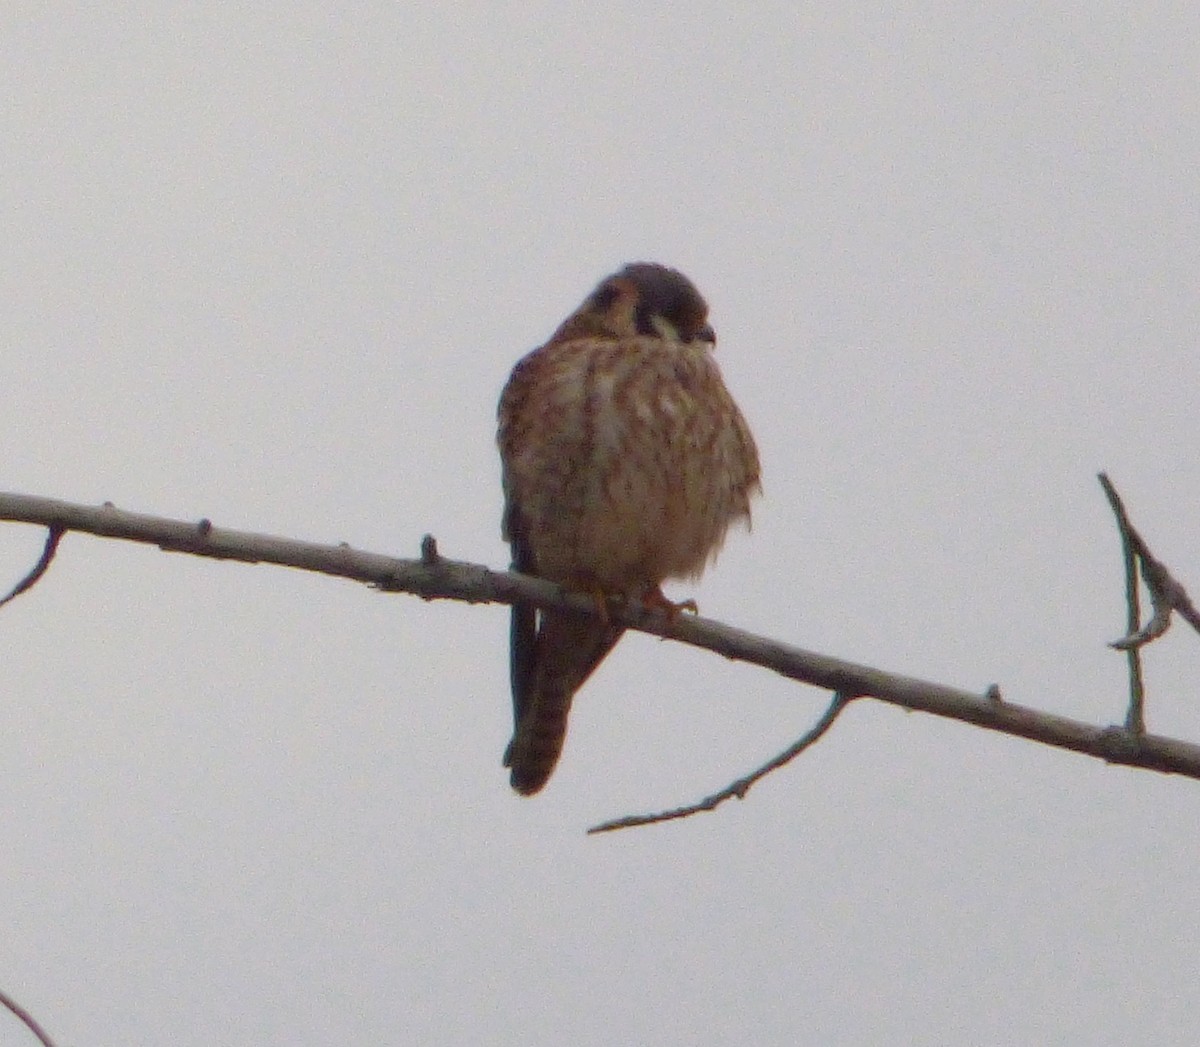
497,262,761,795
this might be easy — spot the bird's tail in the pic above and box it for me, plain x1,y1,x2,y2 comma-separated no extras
505,610,622,795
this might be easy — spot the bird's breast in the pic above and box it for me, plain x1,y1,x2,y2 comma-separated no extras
501,335,759,594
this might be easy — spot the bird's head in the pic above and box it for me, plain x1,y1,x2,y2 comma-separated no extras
551,262,716,347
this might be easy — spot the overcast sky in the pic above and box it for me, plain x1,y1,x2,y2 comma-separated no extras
2,4,1199,1045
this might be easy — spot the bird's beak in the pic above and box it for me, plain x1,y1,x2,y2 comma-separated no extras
696,323,716,347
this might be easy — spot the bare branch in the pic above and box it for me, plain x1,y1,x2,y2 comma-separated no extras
588,692,854,833
2,491,1200,782
0,986,58,1047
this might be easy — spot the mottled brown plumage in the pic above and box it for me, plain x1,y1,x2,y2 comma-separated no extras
498,263,760,794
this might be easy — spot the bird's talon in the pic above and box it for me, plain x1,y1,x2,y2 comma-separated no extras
641,588,698,622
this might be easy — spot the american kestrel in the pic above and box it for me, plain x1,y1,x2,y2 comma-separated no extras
497,262,761,795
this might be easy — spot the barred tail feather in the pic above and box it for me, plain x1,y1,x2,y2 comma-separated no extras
505,610,622,795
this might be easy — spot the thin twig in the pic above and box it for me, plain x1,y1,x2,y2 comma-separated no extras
588,692,854,833
1098,474,1146,732
0,525,63,609
1100,473,1200,647
0,987,57,1047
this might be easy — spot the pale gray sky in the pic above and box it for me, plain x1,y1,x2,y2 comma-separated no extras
2,4,1199,1045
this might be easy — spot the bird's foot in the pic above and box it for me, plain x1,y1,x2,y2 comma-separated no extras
640,586,698,622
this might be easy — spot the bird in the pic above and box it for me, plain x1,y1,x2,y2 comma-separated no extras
497,262,761,795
